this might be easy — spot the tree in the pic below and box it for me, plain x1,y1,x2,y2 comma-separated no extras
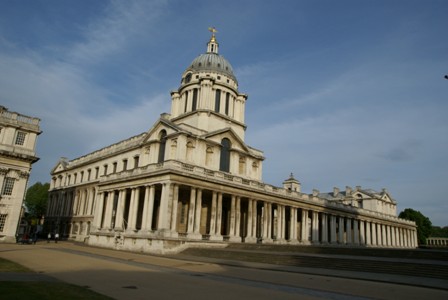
24,182,50,219
399,208,432,245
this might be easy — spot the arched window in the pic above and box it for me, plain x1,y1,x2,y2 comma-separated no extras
158,130,167,163
220,138,231,172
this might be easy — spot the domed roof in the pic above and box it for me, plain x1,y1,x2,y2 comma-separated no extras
184,28,237,82
187,53,235,80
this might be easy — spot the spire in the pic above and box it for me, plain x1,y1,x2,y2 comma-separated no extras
207,27,219,54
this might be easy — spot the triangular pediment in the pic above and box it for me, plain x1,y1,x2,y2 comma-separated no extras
202,127,250,153
141,117,184,144
51,158,68,174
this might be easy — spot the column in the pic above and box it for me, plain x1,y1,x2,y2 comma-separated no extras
266,203,273,242
193,188,202,234
338,216,344,244
187,188,196,233
359,220,365,245
229,195,236,237
145,185,155,231
246,198,253,241
353,219,359,245
170,184,179,236
289,207,298,243
215,193,222,237
93,192,105,229
263,202,269,239
311,211,319,243
234,196,241,239
391,226,396,247
346,218,352,244
386,225,392,247
330,215,337,244
157,182,172,231
129,188,140,231
114,190,126,231
321,213,328,244
275,205,282,240
210,191,217,235
381,224,387,246
252,200,258,241
377,224,382,246
141,186,151,231
104,191,114,229
365,221,371,246
371,223,377,246
301,209,309,244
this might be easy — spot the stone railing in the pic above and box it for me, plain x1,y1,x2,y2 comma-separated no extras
69,133,146,168
57,159,416,227
0,109,40,126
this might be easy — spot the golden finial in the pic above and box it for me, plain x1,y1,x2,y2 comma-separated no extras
208,27,217,41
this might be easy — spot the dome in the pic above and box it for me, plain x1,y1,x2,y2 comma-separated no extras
183,28,237,83
187,53,236,81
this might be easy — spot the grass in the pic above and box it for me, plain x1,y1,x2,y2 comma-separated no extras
0,257,32,272
0,258,113,300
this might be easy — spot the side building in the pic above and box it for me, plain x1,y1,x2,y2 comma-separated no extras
0,106,41,243
46,31,417,253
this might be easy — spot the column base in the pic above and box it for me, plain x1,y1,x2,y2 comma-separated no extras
187,232,202,240
244,237,257,244
228,236,242,243
288,239,300,245
261,238,273,244
209,235,223,241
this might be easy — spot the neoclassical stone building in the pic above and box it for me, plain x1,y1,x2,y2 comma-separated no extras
47,30,417,253
0,106,41,243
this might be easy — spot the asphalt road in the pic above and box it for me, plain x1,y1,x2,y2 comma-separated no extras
1,242,447,300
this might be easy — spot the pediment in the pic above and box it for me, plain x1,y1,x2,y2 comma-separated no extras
141,118,183,144
51,158,68,174
202,128,250,153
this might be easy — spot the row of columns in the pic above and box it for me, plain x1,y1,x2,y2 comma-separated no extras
91,182,417,248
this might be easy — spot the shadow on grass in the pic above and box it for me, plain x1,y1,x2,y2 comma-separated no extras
0,258,112,300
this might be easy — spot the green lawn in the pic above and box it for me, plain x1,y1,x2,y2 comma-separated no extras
0,258,112,300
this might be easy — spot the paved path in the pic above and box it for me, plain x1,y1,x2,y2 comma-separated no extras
1,242,448,300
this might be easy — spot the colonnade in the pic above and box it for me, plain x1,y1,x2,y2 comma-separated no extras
426,237,448,247
92,181,418,248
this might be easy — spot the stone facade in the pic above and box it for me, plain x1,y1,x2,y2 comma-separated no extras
0,106,40,243
46,31,418,254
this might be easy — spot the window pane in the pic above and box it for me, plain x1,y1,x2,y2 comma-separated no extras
15,131,26,145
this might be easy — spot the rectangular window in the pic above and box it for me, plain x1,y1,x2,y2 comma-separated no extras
192,89,198,111
103,165,108,176
87,169,91,181
225,93,230,115
95,167,99,179
15,131,26,146
0,214,7,232
1,177,15,195
80,171,84,182
215,89,221,113
184,91,189,112
122,159,128,171
134,156,140,169
113,162,117,173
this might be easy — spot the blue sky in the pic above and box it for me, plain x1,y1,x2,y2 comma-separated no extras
1,0,447,226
